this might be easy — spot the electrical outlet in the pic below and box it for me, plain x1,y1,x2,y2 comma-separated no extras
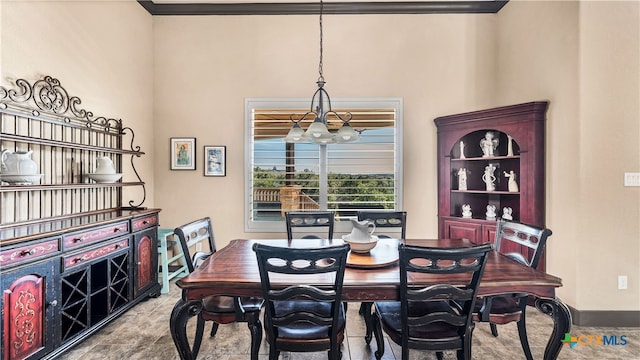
618,275,628,290
624,172,640,187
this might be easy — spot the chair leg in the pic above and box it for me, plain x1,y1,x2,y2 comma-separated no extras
490,323,499,337
517,314,534,360
209,322,219,337
359,302,366,315
247,316,262,360
372,310,385,360
436,352,444,360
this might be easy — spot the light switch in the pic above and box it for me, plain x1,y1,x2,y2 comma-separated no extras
624,172,640,187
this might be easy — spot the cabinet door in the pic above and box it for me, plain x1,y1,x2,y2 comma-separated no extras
133,227,158,298
442,219,483,244
1,259,58,360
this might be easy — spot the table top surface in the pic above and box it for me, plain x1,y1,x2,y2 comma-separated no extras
177,238,563,301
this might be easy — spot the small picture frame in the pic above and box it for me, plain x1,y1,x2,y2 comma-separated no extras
170,137,196,170
204,146,226,177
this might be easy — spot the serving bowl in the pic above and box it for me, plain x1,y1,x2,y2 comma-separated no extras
0,173,43,185
86,173,123,183
342,234,379,253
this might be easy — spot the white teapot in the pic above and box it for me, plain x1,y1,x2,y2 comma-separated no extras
95,156,116,174
349,219,376,242
1,149,38,175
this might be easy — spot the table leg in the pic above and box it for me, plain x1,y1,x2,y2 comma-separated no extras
170,298,205,360
534,297,572,360
361,302,374,344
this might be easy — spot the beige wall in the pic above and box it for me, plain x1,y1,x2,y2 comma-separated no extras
0,1,155,207
152,14,497,241
496,0,639,311
2,1,639,313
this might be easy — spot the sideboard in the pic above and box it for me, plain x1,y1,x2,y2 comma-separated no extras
0,76,161,360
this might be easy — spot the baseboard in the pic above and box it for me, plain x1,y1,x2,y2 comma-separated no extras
569,306,640,327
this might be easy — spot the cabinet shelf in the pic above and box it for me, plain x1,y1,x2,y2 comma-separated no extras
0,182,144,192
450,155,520,162
451,190,520,195
0,133,145,156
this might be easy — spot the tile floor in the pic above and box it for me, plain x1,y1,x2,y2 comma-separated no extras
58,281,638,360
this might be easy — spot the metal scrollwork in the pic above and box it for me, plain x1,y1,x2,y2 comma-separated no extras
0,75,120,129
121,126,146,209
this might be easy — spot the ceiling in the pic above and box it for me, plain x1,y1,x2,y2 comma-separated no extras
137,0,509,16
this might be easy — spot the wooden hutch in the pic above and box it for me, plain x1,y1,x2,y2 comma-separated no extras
434,101,548,268
0,76,161,360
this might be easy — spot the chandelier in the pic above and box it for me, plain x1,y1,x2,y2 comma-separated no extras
284,0,359,144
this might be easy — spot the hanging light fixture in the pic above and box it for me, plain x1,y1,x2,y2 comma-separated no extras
284,0,360,144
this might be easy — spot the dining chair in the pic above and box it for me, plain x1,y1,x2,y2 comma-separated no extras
173,217,264,360
285,211,335,241
371,243,492,360
473,219,552,360
253,242,350,360
356,210,407,343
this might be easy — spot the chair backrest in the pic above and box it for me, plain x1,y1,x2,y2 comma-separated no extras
173,217,216,272
357,211,407,239
285,211,335,241
252,243,350,345
398,243,492,348
494,219,552,268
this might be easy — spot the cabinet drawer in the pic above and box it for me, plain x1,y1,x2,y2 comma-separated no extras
0,238,61,268
63,221,129,250
132,214,158,231
63,238,130,271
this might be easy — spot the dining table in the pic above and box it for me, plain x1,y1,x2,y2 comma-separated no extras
170,238,571,360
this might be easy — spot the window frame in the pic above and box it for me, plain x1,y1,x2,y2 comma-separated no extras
244,97,403,233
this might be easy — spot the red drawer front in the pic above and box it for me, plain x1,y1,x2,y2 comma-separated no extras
0,238,60,267
63,221,129,250
63,239,129,271
132,215,158,231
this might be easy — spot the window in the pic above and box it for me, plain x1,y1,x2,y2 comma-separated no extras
245,98,403,232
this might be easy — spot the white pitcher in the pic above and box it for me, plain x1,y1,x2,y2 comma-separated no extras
95,156,116,174
1,149,38,175
349,219,376,242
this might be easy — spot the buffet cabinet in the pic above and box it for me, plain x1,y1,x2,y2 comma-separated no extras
0,76,161,360
434,101,548,268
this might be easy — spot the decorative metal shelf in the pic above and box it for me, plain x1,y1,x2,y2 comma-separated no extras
0,182,145,192
450,155,520,162
451,190,520,195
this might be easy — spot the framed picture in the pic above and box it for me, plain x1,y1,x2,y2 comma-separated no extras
170,137,196,170
204,145,226,177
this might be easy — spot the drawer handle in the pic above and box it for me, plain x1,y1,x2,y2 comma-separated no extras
73,256,88,264
74,236,86,243
113,227,121,233
21,248,37,256
49,300,58,307
142,220,149,225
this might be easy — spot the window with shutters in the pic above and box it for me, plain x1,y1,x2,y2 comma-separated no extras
245,98,403,232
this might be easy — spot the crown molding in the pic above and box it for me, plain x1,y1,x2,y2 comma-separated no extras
137,1,508,16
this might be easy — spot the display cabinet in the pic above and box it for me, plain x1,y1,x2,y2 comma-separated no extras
0,75,161,359
434,101,548,268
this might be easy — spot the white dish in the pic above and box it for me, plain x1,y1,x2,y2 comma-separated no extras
342,234,379,253
86,173,123,183
0,173,43,185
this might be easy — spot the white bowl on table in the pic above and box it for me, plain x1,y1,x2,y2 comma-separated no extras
342,234,379,253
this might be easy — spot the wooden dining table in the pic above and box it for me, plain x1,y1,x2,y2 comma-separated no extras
170,238,571,360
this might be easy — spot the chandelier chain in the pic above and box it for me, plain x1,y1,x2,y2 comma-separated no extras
318,0,324,82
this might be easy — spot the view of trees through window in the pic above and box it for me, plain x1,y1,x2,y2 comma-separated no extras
245,98,402,231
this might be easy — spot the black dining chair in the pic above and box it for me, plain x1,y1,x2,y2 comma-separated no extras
356,210,407,343
172,217,264,360
473,219,552,360
372,243,492,360
285,211,335,241
253,242,350,360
